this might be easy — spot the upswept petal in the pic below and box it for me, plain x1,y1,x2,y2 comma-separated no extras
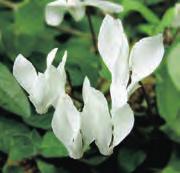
47,48,58,67
83,0,123,13
111,104,134,147
47,47,65,106
30,50,67,114
57,50,67,89
68,5,85,21
98,15,129,80
52,94,83,159
172,3,180,28
57,50,67,71
13,49,67,114
98,15,129,109
81,77,113,155
13,54,37,94
129,34,165,89
45,0,66,26
98,15,129,85
29,72,47,114
46,58,67,107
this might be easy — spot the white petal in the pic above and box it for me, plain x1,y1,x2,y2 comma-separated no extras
31,66,66,114
110,82,128,111
68,5,85,21
47,48,58,67
111,104,134,147
81,77,113,155
83,0,123,13
29,53,67,114
57,50,67,89
98,15,129,86
129,34,164,86
67,0,79,5
172,3,180,28
52,94,83,159
29,73,47,114
45,0,66,26
13,54,37,94
58,50,67,70
98,15,129,109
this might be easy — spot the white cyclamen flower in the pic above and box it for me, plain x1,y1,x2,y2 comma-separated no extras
172,3,180,28
13,48,67,114
52,93,83,159
52,76,134,159
45,0,123,26
49,50,133,158
13,46,133,159
81,77,134,155
98,15,165,110
13,47,134,159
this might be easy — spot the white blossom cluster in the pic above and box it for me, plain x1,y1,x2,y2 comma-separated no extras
13,0,165,159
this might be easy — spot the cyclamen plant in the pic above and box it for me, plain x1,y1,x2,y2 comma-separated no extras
13,47,134,159
13,14,165,159
45,0,123,26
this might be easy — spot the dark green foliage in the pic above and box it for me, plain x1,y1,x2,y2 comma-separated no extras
0,0,179,173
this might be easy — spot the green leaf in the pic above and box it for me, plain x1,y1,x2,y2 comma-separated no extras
118,148,146,173
40,132,68,158
0,117,41,161
162,149,180,173
3,165,23,173
122,0,160,25
24,112,53,130
162,167,179,173
137,24,155,35
0,11,13,28
2,26,58,60
156,59,180,141
2,26,36,59
161,117,180,142
139,0,164,5
14,0,47,35
9,130,42,161
0,63,30,117
0,117,29,153
155,8,175,34
156,62,180,123
37,160,59,173
99,62,111,81
37,160,69,173
59,37,100,87
167,43,180,91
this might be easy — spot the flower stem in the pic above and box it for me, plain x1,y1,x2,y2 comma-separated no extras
56,26,89,37
86,8,98,54
139,81,153,115
0,0,16,9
